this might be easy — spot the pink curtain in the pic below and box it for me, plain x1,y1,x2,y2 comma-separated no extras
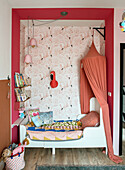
80,43,122,163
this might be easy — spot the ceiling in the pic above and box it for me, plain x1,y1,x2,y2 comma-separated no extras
7,0,125,8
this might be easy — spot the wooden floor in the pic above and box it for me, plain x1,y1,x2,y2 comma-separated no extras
24,142,125,170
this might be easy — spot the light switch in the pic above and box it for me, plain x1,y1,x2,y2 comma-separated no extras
108,92,112,96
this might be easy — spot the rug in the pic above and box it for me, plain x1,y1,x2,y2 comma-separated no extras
36,165,125,170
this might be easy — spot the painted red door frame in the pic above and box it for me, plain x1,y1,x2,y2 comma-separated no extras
12,8,114,143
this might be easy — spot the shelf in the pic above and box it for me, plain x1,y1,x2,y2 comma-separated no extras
11,117,25,128
14,73,31,88
15,85,31,88
14,73,31,102
17,97,31,102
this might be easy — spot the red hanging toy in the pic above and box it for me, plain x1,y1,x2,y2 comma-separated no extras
50,71,58,88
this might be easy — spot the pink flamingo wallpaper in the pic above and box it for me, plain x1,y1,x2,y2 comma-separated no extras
20,22,105,120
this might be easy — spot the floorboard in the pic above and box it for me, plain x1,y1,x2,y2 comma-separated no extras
24,142,125,170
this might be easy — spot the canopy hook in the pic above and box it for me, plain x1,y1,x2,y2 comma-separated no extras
93,27,105,40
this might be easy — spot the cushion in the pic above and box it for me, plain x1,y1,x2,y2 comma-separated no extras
32,111,53,127
80,111,100,129
25,108,40,122
39,111,53,124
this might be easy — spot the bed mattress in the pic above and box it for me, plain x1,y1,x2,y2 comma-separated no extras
26,129,83,141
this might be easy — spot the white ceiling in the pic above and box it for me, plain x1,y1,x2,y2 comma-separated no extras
7,0,125,8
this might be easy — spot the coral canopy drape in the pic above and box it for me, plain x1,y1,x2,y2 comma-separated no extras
80,43,122,163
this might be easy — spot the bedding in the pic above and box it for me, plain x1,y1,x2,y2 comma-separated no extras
25,120,83,141
26,120,82,131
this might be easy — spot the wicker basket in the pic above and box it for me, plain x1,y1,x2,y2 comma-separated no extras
6,151,25,170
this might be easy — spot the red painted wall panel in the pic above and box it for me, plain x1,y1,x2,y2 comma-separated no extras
11,10,20,143
15,8,112,20
12,8,114,142
105,12,114,136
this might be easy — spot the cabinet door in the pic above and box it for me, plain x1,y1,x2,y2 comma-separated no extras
0,80,10,155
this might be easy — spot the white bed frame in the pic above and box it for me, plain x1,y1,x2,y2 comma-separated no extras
20,97,107,155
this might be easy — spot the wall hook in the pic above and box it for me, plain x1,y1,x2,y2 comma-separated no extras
93,27,105,40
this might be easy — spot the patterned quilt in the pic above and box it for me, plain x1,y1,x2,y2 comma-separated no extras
26,120,82,131
25,120,83,141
